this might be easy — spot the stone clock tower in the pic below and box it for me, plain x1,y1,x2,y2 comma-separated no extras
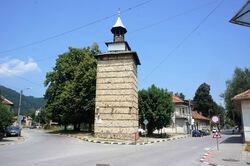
94,16,141,139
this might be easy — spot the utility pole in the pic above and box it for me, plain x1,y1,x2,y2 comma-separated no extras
17,90,23,127
17,88,31,127
188,99,192,134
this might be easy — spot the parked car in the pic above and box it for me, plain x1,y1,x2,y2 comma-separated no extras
29,125,36,129
6,126,21,137
192,130,202,137
212,129,217,133
138,128,145,135
200,129,210,136
35,125,42,129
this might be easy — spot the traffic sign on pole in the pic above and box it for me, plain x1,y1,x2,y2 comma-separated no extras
213,132,221,138
143,119,148,126
212,116,219,124
213,131,221,150
143,119,148,142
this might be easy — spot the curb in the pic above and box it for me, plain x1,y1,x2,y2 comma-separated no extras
61,134,189,145
200,149,225,166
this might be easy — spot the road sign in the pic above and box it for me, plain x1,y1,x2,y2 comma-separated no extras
213,132,221,151
212,116,219,124
143,119,149,142
143,119,148,126
213,132,221,138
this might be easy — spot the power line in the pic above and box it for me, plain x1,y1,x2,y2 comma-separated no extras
141,0,224,84
129,0,218,34
0,0,155,87
0,0,154,55
0,0,222,88
31,0,219,64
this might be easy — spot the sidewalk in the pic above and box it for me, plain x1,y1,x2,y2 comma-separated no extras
0,130,28,147
202,134,250,166
57,131,189,145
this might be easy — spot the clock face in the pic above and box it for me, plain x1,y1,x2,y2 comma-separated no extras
212,116,219,123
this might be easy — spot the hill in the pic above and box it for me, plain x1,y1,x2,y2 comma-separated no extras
0,85,45,115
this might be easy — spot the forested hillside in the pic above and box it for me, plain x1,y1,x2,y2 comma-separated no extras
0,85,45,115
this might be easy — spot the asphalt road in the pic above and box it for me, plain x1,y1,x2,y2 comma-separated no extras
0,129,230,166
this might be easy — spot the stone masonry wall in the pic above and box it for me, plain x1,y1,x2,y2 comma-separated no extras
94,53,139,140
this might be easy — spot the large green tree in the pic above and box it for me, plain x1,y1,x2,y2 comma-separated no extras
139,85,174,134
223,67,250,127
193,83,214,117
44,43,99,131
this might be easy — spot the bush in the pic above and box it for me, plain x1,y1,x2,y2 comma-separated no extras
43,124,51,130
0,132,4,141
201,129,210,136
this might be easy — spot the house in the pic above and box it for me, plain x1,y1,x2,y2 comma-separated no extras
161,96,192,134
232,89,250,143
191,111,210,130
23,116,33,127
1,96,14,111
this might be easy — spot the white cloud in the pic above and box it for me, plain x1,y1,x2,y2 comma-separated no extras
0,58,41,77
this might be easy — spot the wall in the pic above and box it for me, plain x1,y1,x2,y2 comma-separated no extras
194,120,209,130
241,100,250,143
94,53,139,140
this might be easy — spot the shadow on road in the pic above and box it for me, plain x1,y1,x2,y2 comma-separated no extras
221,135,243,144
0,138,15,142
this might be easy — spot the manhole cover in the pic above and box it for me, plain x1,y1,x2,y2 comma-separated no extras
222,158,240,162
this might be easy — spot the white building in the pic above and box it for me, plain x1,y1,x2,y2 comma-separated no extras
35,108,41,116
233,89,250,143
191,111,210,131
161,96,192,134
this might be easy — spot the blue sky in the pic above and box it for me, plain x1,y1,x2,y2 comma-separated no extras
0,0,249,104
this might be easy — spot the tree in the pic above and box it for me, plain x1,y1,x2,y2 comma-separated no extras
33,109,49,125
193,83,214,117
223,67,250,127
0,102,13,132
44,43,99,131
139,85,174,135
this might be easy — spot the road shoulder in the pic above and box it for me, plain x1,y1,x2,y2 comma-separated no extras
0,130,28,147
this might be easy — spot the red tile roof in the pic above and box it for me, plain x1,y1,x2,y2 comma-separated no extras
1,96,13,106
172,95,184,103
232,89,250,101
192,111,210,121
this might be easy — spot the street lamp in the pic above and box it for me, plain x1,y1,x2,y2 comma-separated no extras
17,87,31,127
